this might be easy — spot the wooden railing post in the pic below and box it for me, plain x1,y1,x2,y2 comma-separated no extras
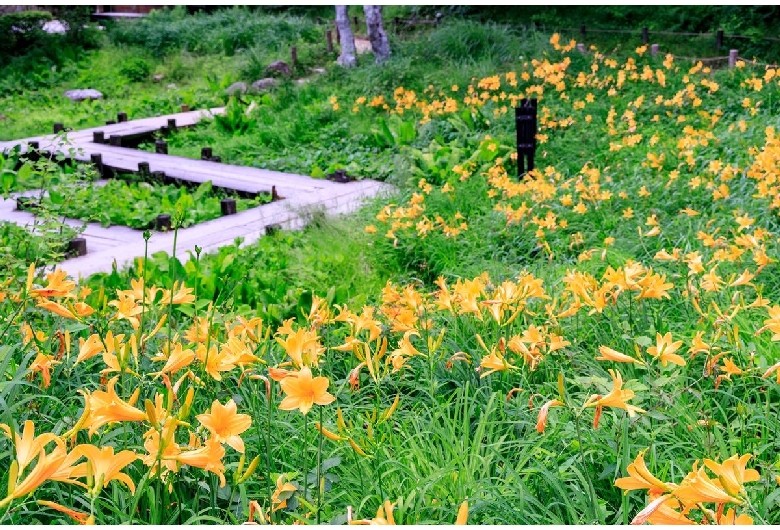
515,98,538,178
729,49,738,68
642,27,648,45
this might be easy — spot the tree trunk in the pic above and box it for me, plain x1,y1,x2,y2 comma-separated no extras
335,6,357,68
363,5,391,63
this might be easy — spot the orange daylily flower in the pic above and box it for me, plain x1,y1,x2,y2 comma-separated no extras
76,334,104,364
536,399,564,434
30,268,76,298
271,474,297,512
615,448,674,494
279,366,336,415
37,500,91,525
80,376,147,436
673,463,736,507
0,420,59,473
69,444,139,495
351,500,397,525
159,281,196,306
0,444,68,508
175,437,227,487
196,399,252,453
702,454,760,497
584,369,645,418
596,345,645,365
647,332,686,367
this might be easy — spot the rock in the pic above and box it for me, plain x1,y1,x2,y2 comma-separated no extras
266,60,291,77
296,79,308,85
312,68,326,75
152,74,165,82
251,78,277,92
64,89,103,102
167,83,177,89
225,81,248,96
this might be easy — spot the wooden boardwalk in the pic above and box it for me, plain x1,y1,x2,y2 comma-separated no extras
0,108,393,280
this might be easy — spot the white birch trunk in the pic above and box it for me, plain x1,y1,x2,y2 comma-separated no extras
335,6,357,68
363,5,391,63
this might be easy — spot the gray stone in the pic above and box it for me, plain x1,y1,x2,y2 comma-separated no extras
167,83,177,89
225,81,248,96
64,89,103,102
251,78,277,92
266,60,291,77
312,68,326,75
153,74,165,82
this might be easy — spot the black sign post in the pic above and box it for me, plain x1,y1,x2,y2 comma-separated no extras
515,98,538,177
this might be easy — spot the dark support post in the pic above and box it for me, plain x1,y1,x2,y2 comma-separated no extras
265,223,282,236
716,29,723,50
27,141,40,162
109,135,122,147
156,214,172,232
90,153,104,178
201,147,213,160
93,131,105,144
68,238,87,257
291,46,298,65
167,118,177,131
159,125,169,136
729,49,738,68
155,140,168,154
181,104,190,113
53,123,64,134
137,161,150,178
151,170,166,184
326,30,333,53
117,112,128,123
642,27,648,45
515,98,538,178
220,198,237,216
580,24,586,42
271,185,281,201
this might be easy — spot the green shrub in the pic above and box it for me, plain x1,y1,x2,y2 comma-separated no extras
119,56,152,82
0,10,53,58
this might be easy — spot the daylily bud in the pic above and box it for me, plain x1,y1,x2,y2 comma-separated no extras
7,460,18,497
145,399,159,430
348,438,371,458
128,387,141,408
315,422,346,441
337,408,347,432
179,386,195,419
239,456,261,484
378,395,400,424
233,454,246,484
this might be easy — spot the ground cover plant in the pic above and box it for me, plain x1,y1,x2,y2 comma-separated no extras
3,6,780,526
38,178,270,230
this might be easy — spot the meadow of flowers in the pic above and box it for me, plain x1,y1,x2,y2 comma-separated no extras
1,32,780,524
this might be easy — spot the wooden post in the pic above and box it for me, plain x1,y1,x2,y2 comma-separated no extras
271,185,282,201
265,223,282,236
155,214,171,232
117,112,128,123
729,49,738,68
291,45,298,65
650,43,659,56
515,98,538,177
68,238,87,257
201,147,213,160
167,118,177,131
105,120,117,125
642,27,648,45
580,24,586,43
577,43,586,54
716,29,723,50
220,198,237,216
326,29,333,53
137,161,150,177
91,153,104,178
93,131,105,144
53,123,64,134
159,125,169,136
181,104,190,112
155,140,168,154
109,135,121,147
27,141,40,162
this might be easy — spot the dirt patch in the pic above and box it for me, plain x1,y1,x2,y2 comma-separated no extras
355,37,372,55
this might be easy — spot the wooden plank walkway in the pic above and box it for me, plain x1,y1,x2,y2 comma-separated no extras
0,107,394,280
